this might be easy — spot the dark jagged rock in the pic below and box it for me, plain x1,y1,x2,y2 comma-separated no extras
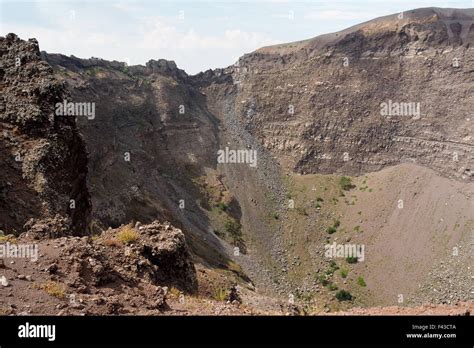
0,33,91,236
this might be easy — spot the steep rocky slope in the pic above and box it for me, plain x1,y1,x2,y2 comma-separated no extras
42,50,287,295
197,7,473,181
40,53,248,279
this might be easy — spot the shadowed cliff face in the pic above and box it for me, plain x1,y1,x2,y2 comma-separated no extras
42,52,235,268
0,34,91,236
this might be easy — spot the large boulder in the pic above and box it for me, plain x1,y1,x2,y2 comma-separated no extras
55,220,198,294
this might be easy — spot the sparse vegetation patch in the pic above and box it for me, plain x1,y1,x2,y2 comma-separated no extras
335,290,353,301
339,176,355,191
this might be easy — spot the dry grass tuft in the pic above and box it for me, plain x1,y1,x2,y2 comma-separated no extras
117,225,139,245
43,281,66,299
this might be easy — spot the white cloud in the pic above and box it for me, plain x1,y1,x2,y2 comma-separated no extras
304,10,380,21
138,16,278,51
113,1,144,13
136,16,279,72
3,10,278,74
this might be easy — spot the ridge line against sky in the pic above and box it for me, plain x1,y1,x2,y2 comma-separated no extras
1,0,472,74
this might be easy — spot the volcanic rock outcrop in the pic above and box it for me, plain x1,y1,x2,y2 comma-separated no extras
0,33,91,237
56,220,197,294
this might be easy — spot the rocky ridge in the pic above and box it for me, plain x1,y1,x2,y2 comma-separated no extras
199,8,473,182
0,33,91,237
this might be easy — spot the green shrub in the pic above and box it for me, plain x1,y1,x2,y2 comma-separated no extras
225,219,240,234
339,176,354,191
225,219,243,246
215,202,228,212
327,226,337,234
333,219,341,228
325,269,334,276
335,290,353,301
318,275,329,286
316,197,324,202
329,260,338,270
357,276,367,287
340,268,348,278
346,256,358,264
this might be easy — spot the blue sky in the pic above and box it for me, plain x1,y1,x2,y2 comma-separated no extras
1,0,472,74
